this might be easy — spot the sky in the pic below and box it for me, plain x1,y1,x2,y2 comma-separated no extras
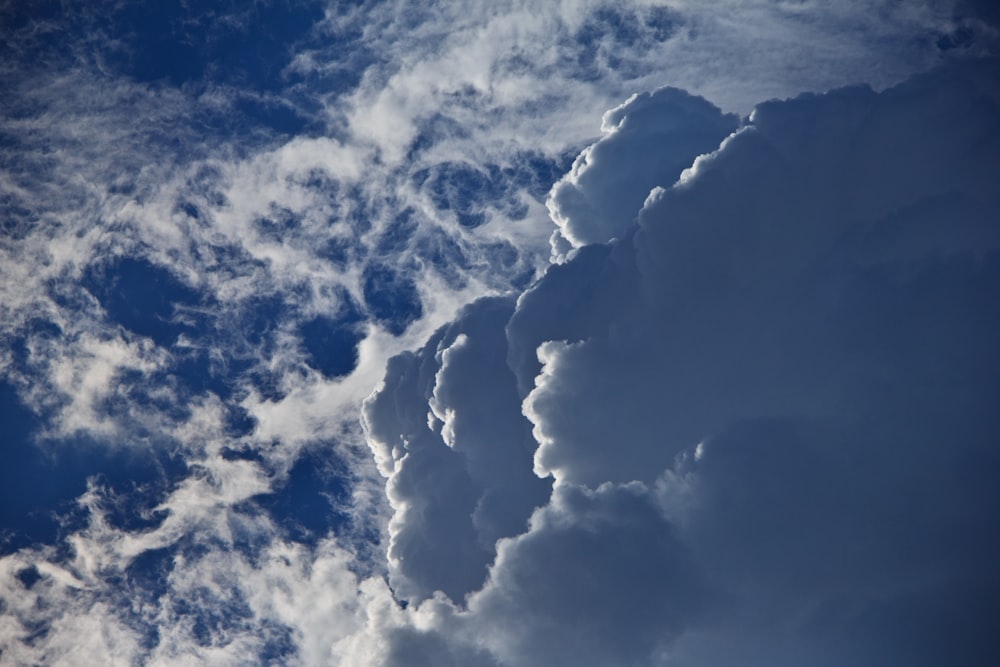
0,1,998,665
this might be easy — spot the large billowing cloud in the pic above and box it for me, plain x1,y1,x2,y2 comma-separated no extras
521,59,1000,489
358,58,1000,665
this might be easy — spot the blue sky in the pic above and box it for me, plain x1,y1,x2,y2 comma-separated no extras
1,1,998,665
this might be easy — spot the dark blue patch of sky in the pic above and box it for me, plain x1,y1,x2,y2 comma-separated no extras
0,381,188,555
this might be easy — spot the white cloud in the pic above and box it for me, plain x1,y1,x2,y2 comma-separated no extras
45,334,165,439
362,296,550,603
547,86,738,253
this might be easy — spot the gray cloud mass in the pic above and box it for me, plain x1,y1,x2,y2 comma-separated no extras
361,58,1000,666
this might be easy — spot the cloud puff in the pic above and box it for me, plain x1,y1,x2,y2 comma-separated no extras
333,481,713,667
547,87,738,253
461,481,714,667
363,297,550,603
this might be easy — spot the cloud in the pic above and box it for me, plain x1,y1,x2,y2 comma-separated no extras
520,58,1000,488
363,297,550,603
358,57,1000,664
1,0,985,462
547,86,738,253
329,481,713,667
2,1,999,665
460,481,714,667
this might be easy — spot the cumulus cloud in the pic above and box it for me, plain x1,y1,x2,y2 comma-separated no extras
329,482,713,667
547,87,738,253
358,57,1000,665
363,297,550,603
521,58,1000,488
460,481,714,667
